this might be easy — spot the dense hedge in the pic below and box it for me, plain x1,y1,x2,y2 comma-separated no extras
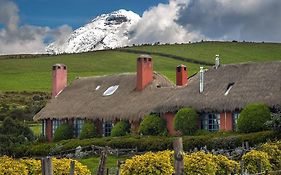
174,107,198,135
139,114,166,136
11,131,281,157
238,103,271,133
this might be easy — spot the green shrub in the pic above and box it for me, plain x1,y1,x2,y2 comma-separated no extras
79,121,96,139
242,150,271,173
260,141,281,170
111,121,130,137
0,117,34,141
53,123,73,142
174,107,198,135
237,103,271,133
139,114,166,136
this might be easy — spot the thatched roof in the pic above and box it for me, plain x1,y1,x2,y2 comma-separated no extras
34,72,175,121
154,61,281,113
34,61,281,121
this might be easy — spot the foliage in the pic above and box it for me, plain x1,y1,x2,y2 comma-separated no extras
53,123,73,142
11,131,280,157
121,151,174,175
237,103,271,133
139,114,167,136
79,121,96,139
0,117,34,141
174,107,198,135
0,156,91,175
111,120,130,137
0,92,49,121
0,156,28,175
184,151,218,175
242,150,271,174
259,141,281,170
266,109,281,132
213,154,240,175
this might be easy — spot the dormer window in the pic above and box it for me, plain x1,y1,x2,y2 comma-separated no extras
224,82,235,96
103,85,119,96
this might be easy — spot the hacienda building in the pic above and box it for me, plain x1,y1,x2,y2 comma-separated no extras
33,55,281,141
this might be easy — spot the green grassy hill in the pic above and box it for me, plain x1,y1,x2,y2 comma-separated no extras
0,41,281,92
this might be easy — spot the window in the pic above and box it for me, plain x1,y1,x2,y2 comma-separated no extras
42,119,46,136
201,113,220,132
52,119,60,135
74,119,84,137
103,121,113,137
224,82,235,96
103,85,119,96
95,85,101,90
232,113,240,131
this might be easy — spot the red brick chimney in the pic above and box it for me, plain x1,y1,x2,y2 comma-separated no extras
52,64,67,98
176,64,188,86
136,55,153,91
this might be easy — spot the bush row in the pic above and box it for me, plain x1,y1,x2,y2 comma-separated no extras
12,131,281,157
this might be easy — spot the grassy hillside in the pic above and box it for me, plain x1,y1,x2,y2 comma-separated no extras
125,41,281,64
0,42,280,92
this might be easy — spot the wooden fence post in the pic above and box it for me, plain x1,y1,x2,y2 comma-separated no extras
69,160,75,175
257,158,262,173
240,160,244,175
97,146,108,175
173,137,184,175
42,157,53,175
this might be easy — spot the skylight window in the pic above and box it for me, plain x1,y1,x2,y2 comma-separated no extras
103,85,119,96
95,85,101,90
224,82,235,96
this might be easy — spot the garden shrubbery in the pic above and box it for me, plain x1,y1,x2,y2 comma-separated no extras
121,151,239,175
53,123,73,142
79,121,96,139
11,131,280,157
242,150,271,173
0,156,91,175
174,107,198,135
111,120,130,137
237,103,271,133
139,114,166,136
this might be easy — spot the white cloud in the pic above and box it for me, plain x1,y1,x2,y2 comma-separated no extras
0,0,73,55
128,0,203,45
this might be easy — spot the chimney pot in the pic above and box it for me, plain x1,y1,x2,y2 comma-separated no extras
52,63,67,98
136,55,153,91
176,64,188,86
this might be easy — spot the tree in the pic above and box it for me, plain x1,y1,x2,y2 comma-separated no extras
174,107,198,135
237,103,271,133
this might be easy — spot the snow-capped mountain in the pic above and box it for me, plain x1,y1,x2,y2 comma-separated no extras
46,9,140,54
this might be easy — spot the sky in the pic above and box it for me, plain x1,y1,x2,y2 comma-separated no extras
1,0,281,55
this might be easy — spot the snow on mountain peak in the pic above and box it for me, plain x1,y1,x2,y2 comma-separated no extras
46,9,140,54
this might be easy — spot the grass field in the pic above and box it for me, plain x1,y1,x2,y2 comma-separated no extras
79,155,127,174
0,42,280,92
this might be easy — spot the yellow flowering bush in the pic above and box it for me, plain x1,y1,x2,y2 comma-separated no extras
213,154,240,175
120,151,174,175
20,158,41,175
260,141,281,170
242,150,271,174
184,151,217,175
0,156,91,175
0,156,28,175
